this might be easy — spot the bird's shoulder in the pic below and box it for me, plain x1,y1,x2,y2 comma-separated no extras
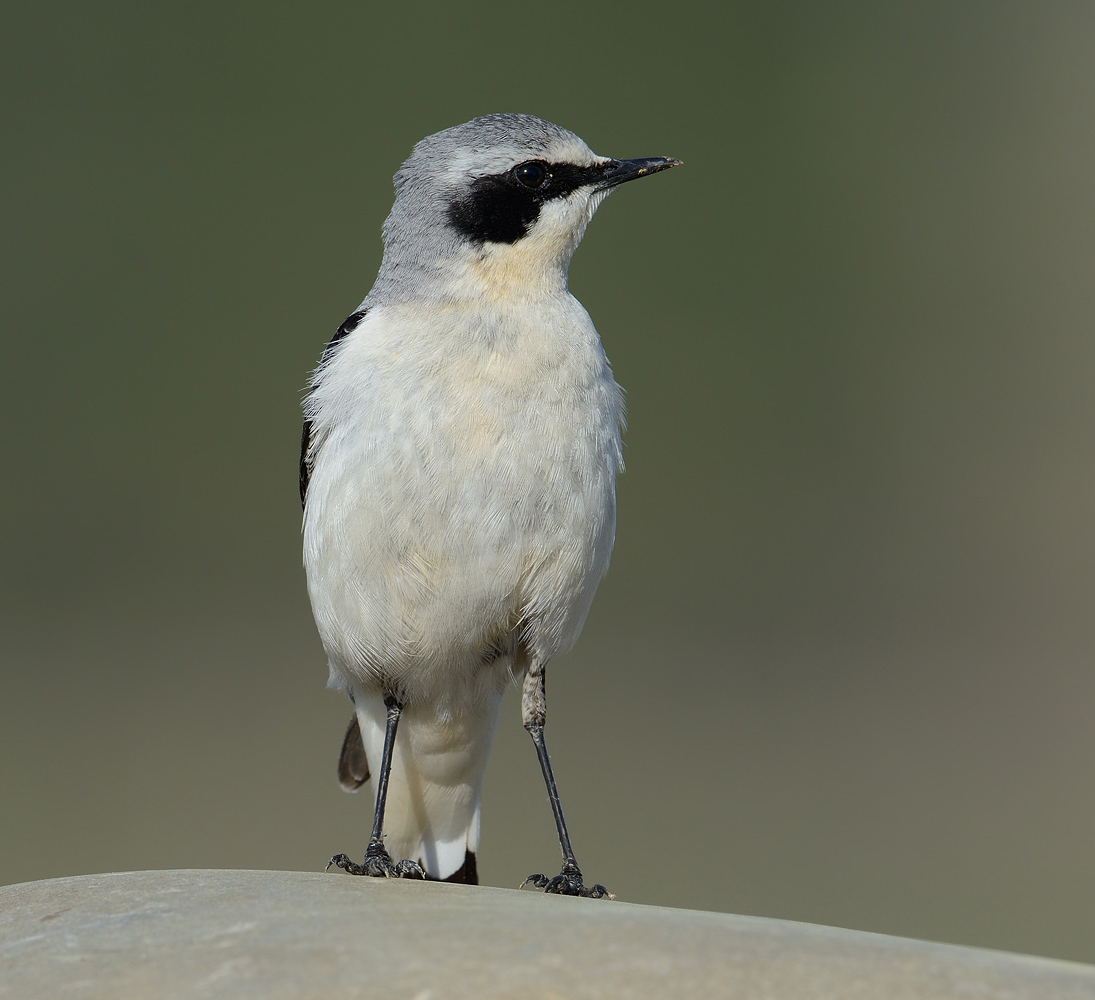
300,306,370,508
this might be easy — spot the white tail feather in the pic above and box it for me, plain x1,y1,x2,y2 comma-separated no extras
352,686,503,880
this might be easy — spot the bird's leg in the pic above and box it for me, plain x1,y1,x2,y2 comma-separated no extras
520,661,612,899
327,695,425,879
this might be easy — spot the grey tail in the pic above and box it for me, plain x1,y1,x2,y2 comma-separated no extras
337,714,370,791
434,850,478,886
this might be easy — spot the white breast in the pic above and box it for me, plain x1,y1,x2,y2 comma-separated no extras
302,295,624,704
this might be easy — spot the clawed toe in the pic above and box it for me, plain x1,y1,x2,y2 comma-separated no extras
521,863,613,899
326,846,425,879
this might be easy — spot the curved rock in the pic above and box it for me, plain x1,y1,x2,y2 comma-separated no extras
1,869,1092,998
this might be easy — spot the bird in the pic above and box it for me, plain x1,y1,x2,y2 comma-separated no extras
300,113,679,897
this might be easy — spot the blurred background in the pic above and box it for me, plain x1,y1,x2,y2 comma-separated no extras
3,0,1095,965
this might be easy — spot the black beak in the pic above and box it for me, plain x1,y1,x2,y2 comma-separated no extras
598,156,682,189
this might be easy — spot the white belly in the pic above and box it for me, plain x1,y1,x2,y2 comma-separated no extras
302,297,624,705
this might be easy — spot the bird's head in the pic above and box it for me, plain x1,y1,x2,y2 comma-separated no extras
370,113,680,303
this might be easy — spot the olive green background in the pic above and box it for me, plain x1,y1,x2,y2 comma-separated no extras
3,1,1095,965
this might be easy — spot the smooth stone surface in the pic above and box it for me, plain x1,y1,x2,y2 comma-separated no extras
1,870,1093,999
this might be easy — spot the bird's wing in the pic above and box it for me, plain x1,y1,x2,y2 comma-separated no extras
299,418,316,509
299,308,369,509
337,713,370,791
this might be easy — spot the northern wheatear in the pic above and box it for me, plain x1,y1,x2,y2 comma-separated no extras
301,114,679,897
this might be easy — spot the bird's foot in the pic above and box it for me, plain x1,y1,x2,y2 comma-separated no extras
521,860,613,899
326,842,425,879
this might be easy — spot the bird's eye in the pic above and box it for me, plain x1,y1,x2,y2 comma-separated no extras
514,161,548,189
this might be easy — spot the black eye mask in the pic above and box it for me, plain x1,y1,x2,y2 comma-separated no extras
447,160,615,246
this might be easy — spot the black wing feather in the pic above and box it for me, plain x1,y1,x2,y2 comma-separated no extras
299,308,369,509
337,713,371,791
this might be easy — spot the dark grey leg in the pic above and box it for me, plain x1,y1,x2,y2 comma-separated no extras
520,661,612,899
327,696,425,879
